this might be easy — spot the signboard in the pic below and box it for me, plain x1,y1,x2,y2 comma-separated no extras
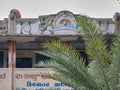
0,68,72,90
0,68,11,90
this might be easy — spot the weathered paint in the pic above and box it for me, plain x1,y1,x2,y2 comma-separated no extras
8,40,16,68
13,41,16,68
8,40,13,68
8,40,16,90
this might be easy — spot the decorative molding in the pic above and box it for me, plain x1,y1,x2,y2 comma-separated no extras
21,22,31,34
0,21,8,34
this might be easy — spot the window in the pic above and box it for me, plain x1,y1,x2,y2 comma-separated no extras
0,52,3,68
36,53,50,68
16,58,32,68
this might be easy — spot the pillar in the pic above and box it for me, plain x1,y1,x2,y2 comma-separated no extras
8,40,16,90
8,40,16,68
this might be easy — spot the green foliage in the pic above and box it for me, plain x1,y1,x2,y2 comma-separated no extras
36,15,120,90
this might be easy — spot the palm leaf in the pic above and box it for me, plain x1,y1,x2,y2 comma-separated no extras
108,32,120,90
78,15,111,90
36,41,100,90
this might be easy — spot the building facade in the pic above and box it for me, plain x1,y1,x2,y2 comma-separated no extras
0,9,118,90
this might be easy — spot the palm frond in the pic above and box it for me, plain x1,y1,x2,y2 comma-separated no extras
109,32,120,90
78,15,111,90
36,42,100,90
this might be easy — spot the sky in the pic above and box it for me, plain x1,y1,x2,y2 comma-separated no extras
0,0,120,20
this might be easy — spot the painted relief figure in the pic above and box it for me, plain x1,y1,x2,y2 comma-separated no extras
51,11,80,32
38,11,80,33
39,22,47,31
38,16,53,31
56,18,74,28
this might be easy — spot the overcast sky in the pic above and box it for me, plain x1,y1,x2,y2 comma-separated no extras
0,0,119,20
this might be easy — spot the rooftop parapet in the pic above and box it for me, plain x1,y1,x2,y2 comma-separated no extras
0,9,115,36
